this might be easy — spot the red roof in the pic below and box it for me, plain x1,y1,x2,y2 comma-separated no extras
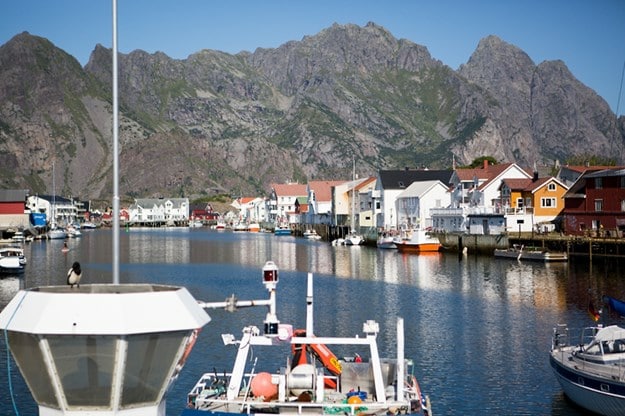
308,180,345,202
272,183,308,197
456,162,516,182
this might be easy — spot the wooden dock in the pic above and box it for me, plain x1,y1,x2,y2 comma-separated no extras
508,233,625,260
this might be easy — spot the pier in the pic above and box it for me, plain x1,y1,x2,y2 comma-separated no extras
508,233,625,260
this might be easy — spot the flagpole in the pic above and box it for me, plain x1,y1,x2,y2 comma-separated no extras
112,0,120,284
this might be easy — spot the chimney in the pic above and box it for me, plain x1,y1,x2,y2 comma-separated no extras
483,159,488,170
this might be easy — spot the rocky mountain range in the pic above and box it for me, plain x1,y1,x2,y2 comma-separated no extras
0,22,623,203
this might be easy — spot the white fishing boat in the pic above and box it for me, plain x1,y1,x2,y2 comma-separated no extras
185,261,431,416
550,323,625,416
0,246,26,274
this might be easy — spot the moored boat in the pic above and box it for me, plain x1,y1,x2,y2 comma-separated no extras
344,231,364,246
80,221,98,229
494,244,567,262
0,246,26,274
274,225,292,235
185,261,432,416
394,229,441,253
303,229,322,240
377,231,397,249
550,323,625,416
47,225,67,240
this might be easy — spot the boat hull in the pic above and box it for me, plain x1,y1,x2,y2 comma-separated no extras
550,354,625,416
494,248,567,262
395,242,441,253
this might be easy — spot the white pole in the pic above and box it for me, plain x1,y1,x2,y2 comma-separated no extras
306,272,313,335
112,0,120,284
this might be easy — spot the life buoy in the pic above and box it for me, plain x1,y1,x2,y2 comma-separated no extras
292,329,342,389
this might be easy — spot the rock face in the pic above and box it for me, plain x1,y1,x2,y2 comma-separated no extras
0,25,623,201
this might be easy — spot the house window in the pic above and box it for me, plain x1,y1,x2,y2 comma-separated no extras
621,177,625,188
596,178,603,189
548,183,556,191
516,198,524,208
621,199,625,212
541,198,556,208
595,199,603,212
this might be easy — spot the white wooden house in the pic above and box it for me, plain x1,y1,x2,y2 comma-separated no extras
395,180,449,230
128,198,189,225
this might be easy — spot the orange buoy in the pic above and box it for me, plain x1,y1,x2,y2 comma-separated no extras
347,395,362,404
250,372,277,400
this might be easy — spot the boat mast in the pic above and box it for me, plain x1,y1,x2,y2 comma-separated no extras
351,158,356,233
112,0,120,283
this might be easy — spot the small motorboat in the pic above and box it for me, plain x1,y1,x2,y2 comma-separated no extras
0,246,26,274
494,244,567,262
185,261,432,415
303,229,321,240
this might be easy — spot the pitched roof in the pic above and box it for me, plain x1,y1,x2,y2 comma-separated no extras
501,177,556,192
378,169,453,190
456,162,518,182
272,183,308,197
356,177,377,191
397,180,448,198
308,180,345,202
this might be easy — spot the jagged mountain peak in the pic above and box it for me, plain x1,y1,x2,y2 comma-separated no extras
0,26,622,202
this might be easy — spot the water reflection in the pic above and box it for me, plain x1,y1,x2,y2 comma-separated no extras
2,229,624,416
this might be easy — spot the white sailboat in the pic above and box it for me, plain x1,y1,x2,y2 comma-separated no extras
344,159,364,246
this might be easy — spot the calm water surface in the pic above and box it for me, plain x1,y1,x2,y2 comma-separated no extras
1,228,624,415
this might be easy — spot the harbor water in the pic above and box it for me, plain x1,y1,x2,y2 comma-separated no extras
1,228,624,415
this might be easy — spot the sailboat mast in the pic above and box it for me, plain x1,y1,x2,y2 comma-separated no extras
112,0,120,284
351,158,356,232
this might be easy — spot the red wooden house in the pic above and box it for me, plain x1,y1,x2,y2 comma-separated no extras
562,167,625,236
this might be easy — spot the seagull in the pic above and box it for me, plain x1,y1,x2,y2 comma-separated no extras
67,261,82,288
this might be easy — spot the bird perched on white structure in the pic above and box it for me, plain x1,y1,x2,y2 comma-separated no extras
67,261,82,288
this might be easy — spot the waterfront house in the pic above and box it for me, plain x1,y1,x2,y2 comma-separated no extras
0,190,29,237
26,194,79,227
305,180,345,225
234,197,267,223
562,167,625,236
353,177,377,229
448,161,532,208
432,162,532,233
375,169,453,230
269,183,308,225
127,197,189,226
331,177,373,228
395,180,449,230
190,203,220,223
499,174,568,233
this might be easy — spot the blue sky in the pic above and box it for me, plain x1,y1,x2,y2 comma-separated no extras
3,0,625,115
